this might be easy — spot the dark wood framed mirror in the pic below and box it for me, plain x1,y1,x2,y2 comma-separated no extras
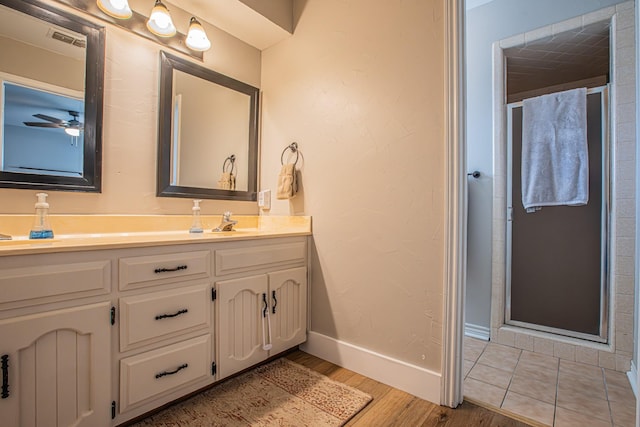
0,0,104,192
157,51,259,201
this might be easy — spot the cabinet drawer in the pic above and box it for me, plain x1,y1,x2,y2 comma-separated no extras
119,251,210,290
215,241,306,276
0,260,111,310
119,334,211,412
119,284,210,351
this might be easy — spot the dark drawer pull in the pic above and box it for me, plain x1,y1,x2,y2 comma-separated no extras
154,265,188,274
155,363,188,379
272,290,277,314
262,293,268,318
1,354,8,399
155,308,188,320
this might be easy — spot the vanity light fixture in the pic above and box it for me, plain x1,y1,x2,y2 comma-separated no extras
146,0,176,37
87,0,206,59
186,17,211,51
96,0,132,19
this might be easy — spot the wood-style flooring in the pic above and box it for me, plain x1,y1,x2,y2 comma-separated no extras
286,350,535,427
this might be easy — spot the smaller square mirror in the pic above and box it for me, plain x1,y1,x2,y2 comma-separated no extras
157,51,259,201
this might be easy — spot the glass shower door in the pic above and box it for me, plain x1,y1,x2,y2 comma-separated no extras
505,87,609,342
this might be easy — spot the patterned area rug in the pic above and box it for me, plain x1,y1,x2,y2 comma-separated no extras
132,358,372,426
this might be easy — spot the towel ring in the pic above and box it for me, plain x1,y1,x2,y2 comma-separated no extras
280,142,299,166
223,155,236,174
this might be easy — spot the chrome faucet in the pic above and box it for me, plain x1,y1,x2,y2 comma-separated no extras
0,233,11,240
213,211,237,232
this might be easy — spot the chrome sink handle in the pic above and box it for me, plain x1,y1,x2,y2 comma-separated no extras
213,211,238,232
0,233,11,241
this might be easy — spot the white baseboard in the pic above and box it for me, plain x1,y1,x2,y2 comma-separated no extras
464,323,490,341
300,331,441,404
628,360,638,398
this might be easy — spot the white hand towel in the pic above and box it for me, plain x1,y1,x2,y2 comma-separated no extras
276,164,296,199
521,87,589,212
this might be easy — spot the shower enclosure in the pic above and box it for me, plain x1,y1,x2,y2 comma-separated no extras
506,86,609,343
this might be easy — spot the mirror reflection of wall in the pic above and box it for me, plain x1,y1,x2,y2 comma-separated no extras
0,2,86,177
0,0,104,192
0,3,85,91
157,51,258,201
2,79,84,177
171,69,250,192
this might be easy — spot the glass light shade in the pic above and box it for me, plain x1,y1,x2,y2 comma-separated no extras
186,17,211,51
96,0,132,19
65,127,80,137
147,0,176,37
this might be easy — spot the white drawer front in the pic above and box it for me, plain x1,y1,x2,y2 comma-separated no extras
119,284,210,351
0,260,111,310
119,251,210,290
119,334,211,412
215,241,306,276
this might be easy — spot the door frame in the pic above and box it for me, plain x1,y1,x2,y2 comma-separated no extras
446,0,640,415
441,0,466,408
635,1,640,420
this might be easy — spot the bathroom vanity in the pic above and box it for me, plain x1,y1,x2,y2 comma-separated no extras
0,215,310,426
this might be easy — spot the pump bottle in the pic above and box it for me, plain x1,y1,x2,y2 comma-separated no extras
29,193,54,239
189,199,203,233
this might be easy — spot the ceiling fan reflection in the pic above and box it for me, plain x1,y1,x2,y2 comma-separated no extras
23,110,83,136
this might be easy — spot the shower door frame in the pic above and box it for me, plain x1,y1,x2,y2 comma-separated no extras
505,85,610,343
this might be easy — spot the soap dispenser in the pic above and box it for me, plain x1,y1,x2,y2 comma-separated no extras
189,199,203,233
29,193,54,239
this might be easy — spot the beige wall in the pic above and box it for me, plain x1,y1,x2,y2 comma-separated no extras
175,71,251,191
260,0,446,371
0,0,261,215
1,0,449,376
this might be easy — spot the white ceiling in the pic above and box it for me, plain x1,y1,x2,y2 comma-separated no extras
0,3,85,60
0,4,85,128
164,0,292,50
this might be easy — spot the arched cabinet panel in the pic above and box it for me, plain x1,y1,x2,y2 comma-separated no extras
0,302,111,427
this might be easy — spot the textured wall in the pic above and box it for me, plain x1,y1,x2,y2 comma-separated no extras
175,72,251,191
260,0,446,371
0,0,261,215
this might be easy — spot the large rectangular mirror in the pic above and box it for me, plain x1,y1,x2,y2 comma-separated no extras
157,51,259,201
0,0,105,192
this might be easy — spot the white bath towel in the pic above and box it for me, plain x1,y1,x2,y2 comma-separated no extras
521,87,589,213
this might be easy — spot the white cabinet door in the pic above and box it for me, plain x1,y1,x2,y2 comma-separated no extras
0,302,111,427
268,267,307,355
217,274,269,379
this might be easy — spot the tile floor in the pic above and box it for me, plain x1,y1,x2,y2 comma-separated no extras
463,337,637,426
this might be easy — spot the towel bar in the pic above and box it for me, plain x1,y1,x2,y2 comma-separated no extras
281,142,300,166
222,155,236,173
